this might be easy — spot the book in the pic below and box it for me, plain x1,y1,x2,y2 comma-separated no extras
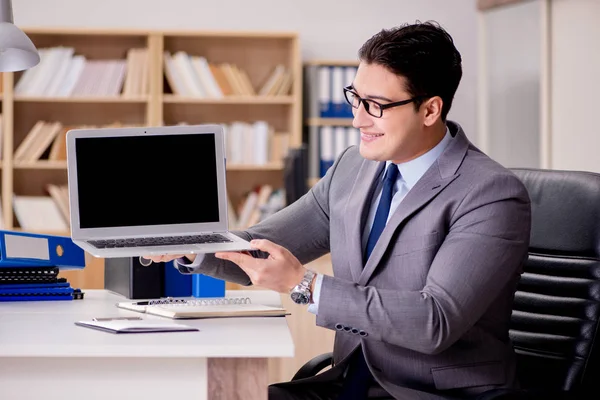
116,296,288,319
75,319,199,334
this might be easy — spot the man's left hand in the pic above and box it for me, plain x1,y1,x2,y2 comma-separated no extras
214,239,305,293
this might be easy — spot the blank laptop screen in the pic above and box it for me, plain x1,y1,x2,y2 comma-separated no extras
75,133,219,229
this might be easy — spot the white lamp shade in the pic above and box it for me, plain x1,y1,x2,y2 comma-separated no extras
0,22,40,72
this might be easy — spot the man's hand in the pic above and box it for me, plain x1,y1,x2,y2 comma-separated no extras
144,254,196,264
214,239,305,293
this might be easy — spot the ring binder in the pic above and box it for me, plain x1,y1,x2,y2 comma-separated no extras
147,296,252,306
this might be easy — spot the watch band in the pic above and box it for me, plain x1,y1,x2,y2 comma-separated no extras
298,269,316,291
290,269,317,305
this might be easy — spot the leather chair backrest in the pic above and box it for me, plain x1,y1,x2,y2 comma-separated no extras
510,168,600,393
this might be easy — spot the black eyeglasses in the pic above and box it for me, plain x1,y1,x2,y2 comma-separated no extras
343,86,421,118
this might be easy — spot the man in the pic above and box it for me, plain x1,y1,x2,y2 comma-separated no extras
148,21,531,400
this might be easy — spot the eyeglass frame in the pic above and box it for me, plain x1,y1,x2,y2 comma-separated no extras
343,85,423,118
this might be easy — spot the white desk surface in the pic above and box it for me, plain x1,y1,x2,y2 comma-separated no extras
0,289,294,359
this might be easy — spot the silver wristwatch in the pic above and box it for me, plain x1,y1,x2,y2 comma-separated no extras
290,269,316,305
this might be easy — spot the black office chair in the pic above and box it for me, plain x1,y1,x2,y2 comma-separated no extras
293,168,600,400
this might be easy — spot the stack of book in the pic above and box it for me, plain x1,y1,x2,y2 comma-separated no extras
0,230,86,302
14,46,148,97
163,51,292,97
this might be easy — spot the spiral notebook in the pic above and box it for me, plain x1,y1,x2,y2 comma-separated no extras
116,297,288,319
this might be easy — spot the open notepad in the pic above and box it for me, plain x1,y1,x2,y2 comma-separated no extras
116,296,288,319
75,319,199,334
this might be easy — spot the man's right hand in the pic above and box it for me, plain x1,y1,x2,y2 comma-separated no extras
144,254,197,264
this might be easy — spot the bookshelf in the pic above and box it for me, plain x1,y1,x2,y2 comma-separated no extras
0,28,302,289
303,60,359,185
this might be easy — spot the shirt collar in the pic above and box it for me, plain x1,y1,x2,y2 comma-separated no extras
385,127,452,190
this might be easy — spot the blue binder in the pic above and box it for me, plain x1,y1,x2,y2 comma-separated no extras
0,281,70,289
0,286,74,295
0,230,85,269
163,261,192,297
192,274,225,298
0,286,76,302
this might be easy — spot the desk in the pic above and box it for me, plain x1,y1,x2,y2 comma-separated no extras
0,289,294,400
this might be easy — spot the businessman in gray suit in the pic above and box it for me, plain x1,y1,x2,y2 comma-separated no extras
148,21,531,400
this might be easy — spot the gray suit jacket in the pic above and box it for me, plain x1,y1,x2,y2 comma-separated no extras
188,121,531,399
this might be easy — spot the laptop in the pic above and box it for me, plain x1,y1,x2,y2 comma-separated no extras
66,124,254,258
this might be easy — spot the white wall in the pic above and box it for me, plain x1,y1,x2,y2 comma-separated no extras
14,0,478,143
551,0,600,172
484,1,541,168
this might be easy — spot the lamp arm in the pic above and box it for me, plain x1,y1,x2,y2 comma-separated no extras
0,0,13,24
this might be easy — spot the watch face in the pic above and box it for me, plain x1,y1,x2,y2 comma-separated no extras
291,291,310,305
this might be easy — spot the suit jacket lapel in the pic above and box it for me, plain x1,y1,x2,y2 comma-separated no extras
344,160,384,282
357,123,470,286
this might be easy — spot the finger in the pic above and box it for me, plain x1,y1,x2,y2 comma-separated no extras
215,251,258,278
215,251,255,266
249,239,284,258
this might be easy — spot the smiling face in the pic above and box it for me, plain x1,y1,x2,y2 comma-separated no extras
351,62,445,164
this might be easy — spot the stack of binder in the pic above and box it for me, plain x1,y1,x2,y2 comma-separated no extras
0,230,86,302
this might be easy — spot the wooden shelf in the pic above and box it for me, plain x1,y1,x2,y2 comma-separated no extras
306,117,354,126
163,95,293,105
1,28,302,293
13,161,67,169
14,96,150,103
10,161,284,172
161,30,297,39
304,59,360,67
226,162,284,171
11,227,70,236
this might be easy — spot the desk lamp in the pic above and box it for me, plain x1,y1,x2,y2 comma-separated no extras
0,0,39,72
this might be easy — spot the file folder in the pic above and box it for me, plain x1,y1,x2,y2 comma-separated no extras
0,230,85,269
0,280,69,289
0,286,76,302
0,286,74,295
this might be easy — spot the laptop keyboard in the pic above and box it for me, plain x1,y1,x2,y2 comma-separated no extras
89,234,232,249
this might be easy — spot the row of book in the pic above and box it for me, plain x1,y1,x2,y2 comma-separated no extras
11,184,70,232
8,187,287,233
14,47,149,97
228,184,285,229
0,230,85,302
221,121,289,165
8,183,286,233
9,120,289,164
308,125,361,178
305,64,357,118
164,51,292,97
9,120,139,162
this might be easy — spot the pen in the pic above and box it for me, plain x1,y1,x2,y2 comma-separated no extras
130,301,150,306
93,317,143,321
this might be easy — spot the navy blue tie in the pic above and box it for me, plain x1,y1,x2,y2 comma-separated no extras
365,163,399,261
338,163,399,400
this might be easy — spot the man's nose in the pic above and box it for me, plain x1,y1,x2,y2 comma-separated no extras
352,102,373,129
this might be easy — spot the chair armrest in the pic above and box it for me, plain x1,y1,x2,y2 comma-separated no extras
476,388,576,400
292,352,334,381
476,389,530,399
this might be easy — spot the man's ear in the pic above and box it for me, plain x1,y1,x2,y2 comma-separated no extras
423,96,443,127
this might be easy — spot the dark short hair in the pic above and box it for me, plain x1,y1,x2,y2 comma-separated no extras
358,21,462,121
